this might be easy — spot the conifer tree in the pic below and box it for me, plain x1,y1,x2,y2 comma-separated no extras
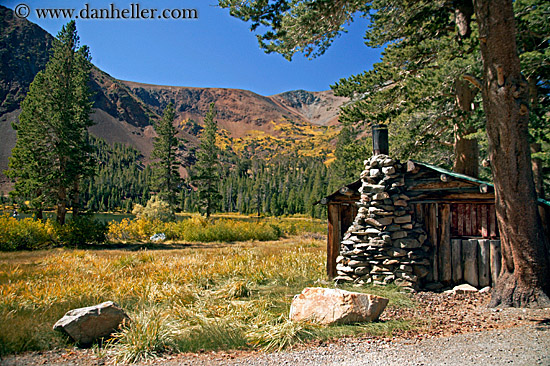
6,21,94,224
151,103,181,209
192,103,222,218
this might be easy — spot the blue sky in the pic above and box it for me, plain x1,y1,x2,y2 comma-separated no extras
3,0,383,96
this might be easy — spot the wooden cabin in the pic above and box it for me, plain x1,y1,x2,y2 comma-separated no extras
321,160,550,287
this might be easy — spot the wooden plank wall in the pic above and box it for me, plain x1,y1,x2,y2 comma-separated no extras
450,203,498,238
326,203,358,278
327,204,340,279
413,203,502,287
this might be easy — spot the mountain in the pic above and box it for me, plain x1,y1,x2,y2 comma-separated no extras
0,5,347,192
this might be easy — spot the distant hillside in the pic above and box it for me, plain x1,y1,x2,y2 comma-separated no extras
0,5,347,192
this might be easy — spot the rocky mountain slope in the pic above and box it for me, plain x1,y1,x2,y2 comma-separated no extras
0,5,347,190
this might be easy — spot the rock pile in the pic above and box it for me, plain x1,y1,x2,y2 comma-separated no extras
334,154,430,290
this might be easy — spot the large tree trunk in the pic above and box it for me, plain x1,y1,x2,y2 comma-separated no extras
72,179,80,218
453,131,478,177
57,185,67,225
474,0,550,308
454,77,479,178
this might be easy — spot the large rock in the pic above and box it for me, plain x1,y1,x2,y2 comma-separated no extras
289,287,388,325
53,301,130,344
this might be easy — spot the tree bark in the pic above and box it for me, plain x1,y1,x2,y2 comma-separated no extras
57,172,67,225
72,179,80,218
453,77,479,178
57,199,67,225
454,131,479,177
474,0,550,308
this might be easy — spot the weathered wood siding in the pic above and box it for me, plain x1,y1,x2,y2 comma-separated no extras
450,203,499,238
413,202,501,286
326,202,358,278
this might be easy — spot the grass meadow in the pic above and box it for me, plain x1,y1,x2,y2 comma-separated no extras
0,217,416,363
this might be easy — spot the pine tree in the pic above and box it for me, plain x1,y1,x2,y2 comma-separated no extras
151,103,181,209
6,21,94,224
192,103,222,218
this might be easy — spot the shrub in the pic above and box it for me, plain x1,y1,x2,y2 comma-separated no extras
107,218,166,242
170,217,281,242
107,216,283,243
0,214,53,251
246,316,318,352
132,196,174,222
54,215,107,247
109,308,176,364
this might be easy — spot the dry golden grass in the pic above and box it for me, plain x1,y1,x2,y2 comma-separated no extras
0,235,414,362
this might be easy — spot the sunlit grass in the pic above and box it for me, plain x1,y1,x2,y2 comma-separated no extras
0,235,416,362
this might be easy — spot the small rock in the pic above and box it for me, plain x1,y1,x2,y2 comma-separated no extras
479,286,491,294
383,259,400,266
382,166,396,175
363,184,386,193
369,169,381,177
394,215,412,224
372,192,390,200
391,231,408,240
386,248,407,257
371,265,392,273
348,260,370,268
336,264,354,273
453,283,479,294
333,275,355,283
365,217,393,227
393,200,408,207
354,266,370,276
394,238,421,249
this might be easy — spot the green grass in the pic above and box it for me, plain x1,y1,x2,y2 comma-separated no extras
0,235,417,363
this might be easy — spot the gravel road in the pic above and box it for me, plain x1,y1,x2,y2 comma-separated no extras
163,322,550,366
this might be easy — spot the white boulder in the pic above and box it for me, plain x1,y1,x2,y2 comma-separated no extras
289,287,388,325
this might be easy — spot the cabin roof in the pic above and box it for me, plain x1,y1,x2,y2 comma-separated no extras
322,159,550,207
410,160,491,187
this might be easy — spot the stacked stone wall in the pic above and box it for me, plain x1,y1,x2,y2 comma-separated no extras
334,154,431,290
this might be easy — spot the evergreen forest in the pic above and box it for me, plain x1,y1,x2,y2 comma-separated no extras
75,134,352,218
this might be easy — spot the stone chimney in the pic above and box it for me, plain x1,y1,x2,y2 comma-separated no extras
372,124,389,155
334,129,431,291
